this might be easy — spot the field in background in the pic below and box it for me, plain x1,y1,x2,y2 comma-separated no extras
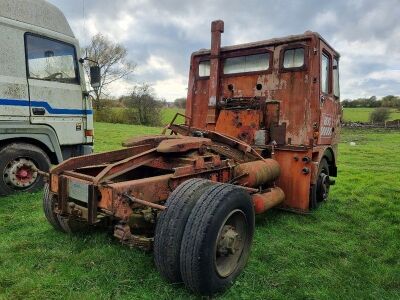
0,124,399,299
96,107,400,125
343,107,400,122
161,107,185,125
94,122,161,152
93,111,184,152
94,107,185,127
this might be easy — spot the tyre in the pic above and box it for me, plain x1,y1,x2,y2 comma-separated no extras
43,182,63,231
0,143,50,196
309,158,331,210
43,182,89,233
57,215,90,234
154,178,215,283
180,183,255,295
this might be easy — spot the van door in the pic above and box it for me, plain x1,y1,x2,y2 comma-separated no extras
25,33,87,145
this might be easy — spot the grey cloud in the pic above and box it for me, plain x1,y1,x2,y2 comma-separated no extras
49,0,400,100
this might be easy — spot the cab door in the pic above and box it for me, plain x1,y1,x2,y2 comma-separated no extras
0,23,30,119
318,40,341,145
25,33,86,145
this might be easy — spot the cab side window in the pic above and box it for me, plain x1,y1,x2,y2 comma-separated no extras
283,48,305,69
321,53,330,94
25,34,79,84
333,57,340,98
198,61,210,77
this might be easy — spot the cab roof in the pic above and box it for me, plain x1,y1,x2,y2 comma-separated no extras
0,0,74,38
193,31,340,57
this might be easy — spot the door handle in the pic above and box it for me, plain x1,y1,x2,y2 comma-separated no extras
32,107,46,115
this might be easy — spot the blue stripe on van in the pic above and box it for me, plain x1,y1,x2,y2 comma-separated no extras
0,98,93,115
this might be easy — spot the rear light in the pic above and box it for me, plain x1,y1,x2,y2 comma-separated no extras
85,130,93,137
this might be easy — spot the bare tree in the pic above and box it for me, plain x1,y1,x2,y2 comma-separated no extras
83,33,136,109
124,84,162,126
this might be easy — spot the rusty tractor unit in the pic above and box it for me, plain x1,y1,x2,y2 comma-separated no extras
43,20,341,295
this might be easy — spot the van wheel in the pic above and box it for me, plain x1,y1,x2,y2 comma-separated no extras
154,178,215,283
180,184,255,295
0,143,50,196
310,158,331,210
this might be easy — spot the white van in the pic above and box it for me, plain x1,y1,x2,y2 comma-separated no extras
0,0,97,195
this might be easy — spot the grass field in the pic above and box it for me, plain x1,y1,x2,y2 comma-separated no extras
101,106,400,124
95,107,184,127
161,107,185,125
1,124,399,299
343,107,400,122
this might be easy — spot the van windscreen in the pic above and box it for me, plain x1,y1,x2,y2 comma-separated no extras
25,34,79,84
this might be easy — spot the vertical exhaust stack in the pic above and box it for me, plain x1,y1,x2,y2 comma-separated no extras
207,20,224,124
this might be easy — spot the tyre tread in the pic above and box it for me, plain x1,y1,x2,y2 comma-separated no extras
43,183,64,231
180,183,253,294
154,178,214,282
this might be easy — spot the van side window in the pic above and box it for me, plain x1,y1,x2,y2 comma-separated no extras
283,48,304,68
321,53,330,94
25,34,79,84
333,57,340,98
198,61,210,77
223,53,269,74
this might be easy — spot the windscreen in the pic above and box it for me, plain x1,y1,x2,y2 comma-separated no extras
26,34,79,84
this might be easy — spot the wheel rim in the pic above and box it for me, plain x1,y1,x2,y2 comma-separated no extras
214,209,249,278
3,157,38,189
317,171,330,202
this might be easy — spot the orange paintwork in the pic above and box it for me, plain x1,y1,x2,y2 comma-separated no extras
186,28,341,211
252,187,285,214
233,159,280,188
273,149,314,211
50,174,58,193
215,109,261,144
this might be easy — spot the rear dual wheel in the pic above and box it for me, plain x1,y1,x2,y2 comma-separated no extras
154,178,214,282
154,180,255,295
180,183,254,295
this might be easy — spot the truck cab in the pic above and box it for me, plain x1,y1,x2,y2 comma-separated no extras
186,21,341,211
0,0,94,195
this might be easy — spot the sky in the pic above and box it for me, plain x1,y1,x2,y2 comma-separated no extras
48,0,400,101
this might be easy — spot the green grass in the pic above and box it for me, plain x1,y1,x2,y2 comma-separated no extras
343,107,400,122
93,122,161,152
95,107,185,127
93,107,184,152
1,125,399,299
161,107,185,125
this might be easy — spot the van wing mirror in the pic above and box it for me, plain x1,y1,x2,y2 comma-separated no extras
90,65,101,91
